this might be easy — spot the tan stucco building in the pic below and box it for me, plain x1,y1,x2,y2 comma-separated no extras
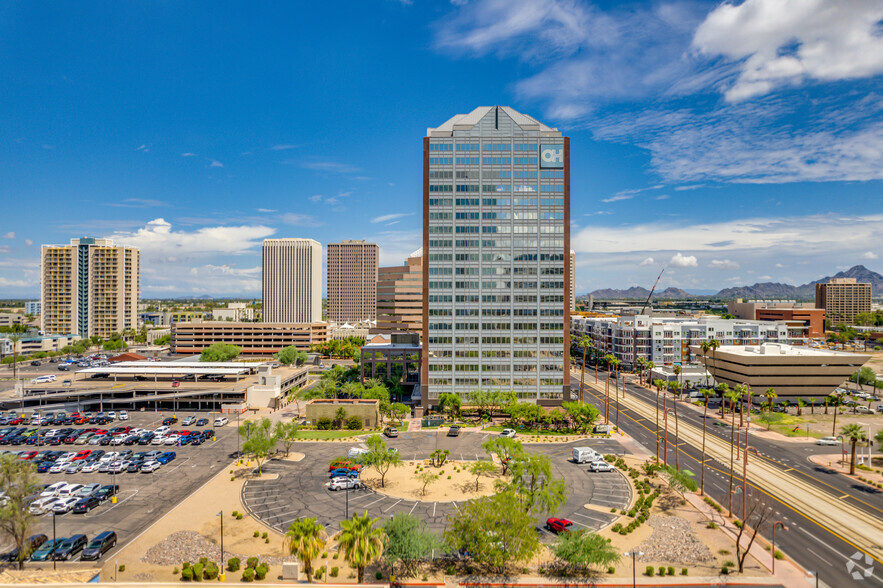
305,398,381,428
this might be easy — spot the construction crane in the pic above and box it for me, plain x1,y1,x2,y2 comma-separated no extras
640,268,665,316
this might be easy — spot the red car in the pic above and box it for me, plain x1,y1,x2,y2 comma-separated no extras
545,518,574,534
19,451,38,460
328,459,362,472
72,450,92,461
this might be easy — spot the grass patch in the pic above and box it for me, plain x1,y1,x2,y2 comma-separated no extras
297,429,366,440
483,425,585,436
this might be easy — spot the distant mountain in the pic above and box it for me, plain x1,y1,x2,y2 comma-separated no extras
588,265,882,301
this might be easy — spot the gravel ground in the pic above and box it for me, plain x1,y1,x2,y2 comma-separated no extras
636,515,715,564
141,531,296,567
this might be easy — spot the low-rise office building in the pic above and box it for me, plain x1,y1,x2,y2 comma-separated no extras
171,320,328,355
0,313,26,328
572,315,805,370
212,303,255,322
0,333,83,356
691,343,869,401
359,333,421,403
305,399,381,428
727,299,825,338
24,301,40,316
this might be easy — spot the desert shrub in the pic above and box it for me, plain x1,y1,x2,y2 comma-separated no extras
192,563,204,582
174,568,180,575
718,549,730,555
204,563,220,580
237,512,243,520
775,550,784,560
253,531,260,538
118,564,126,572
607,566,615,574
255,564,269,580
313,567,323,580
706,521,718,529
646,566,654,576
232,510,239,517
262,532,268,539
667,566,675,576
346,416,363,430
199,557,208,565
317,417,333,430
681,568,688,575
242,568,255,582
376,571,383,580
247,557,259,569
227,558,241,571
182,568,194,581
721,566,729,575
321,552,327,558
332,553,338,560
183,562,191,569
724,560,735,567
330,567,339,578
445,565,456,575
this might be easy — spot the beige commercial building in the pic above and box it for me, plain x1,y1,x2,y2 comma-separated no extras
305,398,381,429
212,303,255,322
374,248,423,336
692,343,869,400
0,313,26,328
815,277,871,326
41,238,139,338
171,320,328,355
262,238,322,323
327,240,379,323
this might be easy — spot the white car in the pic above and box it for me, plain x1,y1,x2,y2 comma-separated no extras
500,429,517,438
88,436,104,446
118,410,129,421
49,461,70,474
99,452,119,463
30,375,56,384
41,481,69,497
151,435,166,446
77,483,102,497
106,411,117,420
28,496,59,515
855,405,877,415
107,461,127,474
51,496,79,514
164,435,180,446
588,460,615,472
182,416,196,426
330,477,363,491
110,435,126,446
214,417,228,427
57,483,83,497
80,462,101,473
817,436,840,446
153,426,170,435
140,460,161,473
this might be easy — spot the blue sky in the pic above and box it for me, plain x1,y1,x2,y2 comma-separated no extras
1,0,882,298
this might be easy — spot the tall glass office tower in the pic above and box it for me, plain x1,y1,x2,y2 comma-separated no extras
421,106,571,409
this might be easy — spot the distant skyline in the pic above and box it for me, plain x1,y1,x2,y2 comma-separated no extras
1,1,882,298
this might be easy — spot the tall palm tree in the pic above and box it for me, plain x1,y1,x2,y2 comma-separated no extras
700,339,721,388
285,518,327,583
673,365,682,402
9,334,22,385
336,511,385,584
724,387,741,517
808,397,815,415
831,393,844,437
609,357,622,429
717,383,730,418
672,396,680,470
735,383,749,428
699,388,715,496
840,424,867,475
653,379,665,462
644,360,655,386
578,335,591,403
795,397,805,417
603,354,616,424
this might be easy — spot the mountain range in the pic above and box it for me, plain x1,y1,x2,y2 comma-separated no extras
585,265,882,301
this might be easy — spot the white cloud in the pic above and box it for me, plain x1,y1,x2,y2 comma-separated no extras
208,159,224,168
655,194,670,200
639,257,655,267
371,212,414,224
758,275,772,280
309,195,323,203
256,208,277,213
270,144,298,151
669,252,698,268
135,144,148,152
24,239,33,247
708,259,740,270
0,277,29,287
297,160,360,174
367,230,421,267
601,194,633,203
2,232,14,239
107,198,169,208
775,263,786,268
278,213,319,226
181,152,196,157
108,218,274,257
693,0,883,102
862,251,879,260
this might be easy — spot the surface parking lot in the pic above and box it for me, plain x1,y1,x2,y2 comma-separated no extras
0,410,239,565
242,430,632,537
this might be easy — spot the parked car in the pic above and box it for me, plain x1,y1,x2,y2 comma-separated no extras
77,483,102,498
40,481,68,497
161,417,178,426
156,451,176,464
588,460,615,472
447,425,461,437
72,495,100,513
182,416,196,426
118,411,129,421
51,496,80,514
572,447,600,464
213,417,228,427
0,534,47,562
500,429,517,438
140,460,161,473
30,538,64,561
817,436,840,446
545,518,574,534
28,496,59,515
81,531,116,560
856,405,877,414
329,468,360,479
195,418,209,427
383,426,398,438
94,485,118,502
329,477,363,491
52,534,88,560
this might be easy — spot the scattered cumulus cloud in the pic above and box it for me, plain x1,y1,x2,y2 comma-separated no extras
309,195,323,202
601,194,633,203
297,160,361,174
180,152,196,157
135,144,148,152
655,194,670,200
669,252,698,268
256,208,277,213
208,159,224,168
862,251,879,260
24,239,33,247
2,232,14,239
639,257,655,267
278,213,320,226
708,259,740,270
270,144,298,151
107,198,170,208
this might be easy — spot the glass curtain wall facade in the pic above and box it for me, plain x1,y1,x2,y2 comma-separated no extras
422,106,571,408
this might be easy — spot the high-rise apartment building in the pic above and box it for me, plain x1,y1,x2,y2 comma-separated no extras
374,249,423,336
815,277,872,326
327,240,379,323
41,238,139,338
422,106,570,408
262,238,322,323
570,249,576,311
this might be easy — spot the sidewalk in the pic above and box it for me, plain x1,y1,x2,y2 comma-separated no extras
809,452,883,487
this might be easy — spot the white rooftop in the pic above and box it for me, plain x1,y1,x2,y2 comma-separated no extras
112,361,261,369
427,106,560,137
78,366,250,375
716,343,865,358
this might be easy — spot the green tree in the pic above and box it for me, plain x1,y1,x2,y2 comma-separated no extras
482,437,525,476
763,387,777,410
285,518,327,583
444,491,540,573
840,424,867,476
336,511,385,584
200,342,242,362
239,417,276,475
274,420,299,457
504,453,568,517
652,378,667,461
851,366,877,391
468,460,497,492
551,530,619,572
831,392,845,436
277,345,303,366
562,401,599,434
389,402,409,423
363,434,402,488
8,334,22,384
381,514,441,576
663,465,698,503
756,410,783,431
417,471,438,497
0,455,41,568
438,393,462,420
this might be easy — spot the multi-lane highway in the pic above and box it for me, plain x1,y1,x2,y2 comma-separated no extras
571,368,883,588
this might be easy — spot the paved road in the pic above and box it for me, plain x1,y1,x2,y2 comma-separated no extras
241,431,631,538
572,370,883,588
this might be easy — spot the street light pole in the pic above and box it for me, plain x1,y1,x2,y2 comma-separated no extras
623,551,642,588
52,511,56,571
771,520,787,575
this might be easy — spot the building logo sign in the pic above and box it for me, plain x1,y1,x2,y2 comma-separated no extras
540,145,564,168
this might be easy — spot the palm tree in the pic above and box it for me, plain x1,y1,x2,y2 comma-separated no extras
808,398,815,415
672,396,680,470
603,354,616,424
717,383,730,418
796,397,805,417
653,379,666,462
700,339,720,388
673,365,682,400
644,360,655,386
336,511,385,584
724,387,741,517
578,335,591,403
285,518,327,583
636,357,647,386
763,387,777,411
735,383,749,428
840,424,867,475
699,388,715,496
831,393,844,437
609,357,622,429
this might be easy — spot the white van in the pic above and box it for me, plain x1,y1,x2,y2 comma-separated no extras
30,375,56,384
572,447,600,464
214,416,229,427
347,447,369,459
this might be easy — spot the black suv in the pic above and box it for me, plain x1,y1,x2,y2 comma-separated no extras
81,531,116,561
52,534,88,560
